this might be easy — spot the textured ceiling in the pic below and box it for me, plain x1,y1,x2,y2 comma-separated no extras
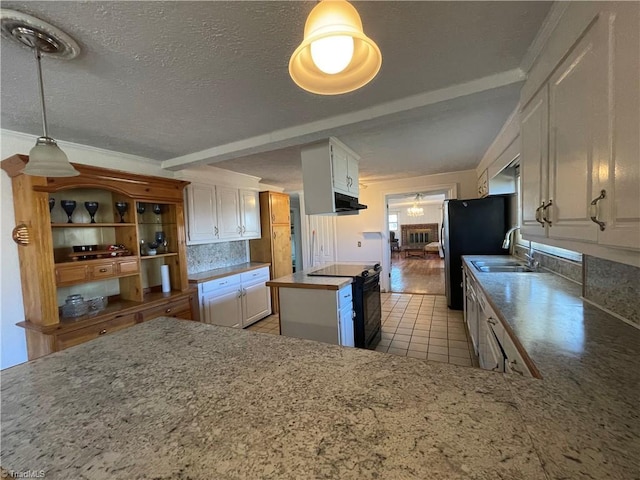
0,1,552,188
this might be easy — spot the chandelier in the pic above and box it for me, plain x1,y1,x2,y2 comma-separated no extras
407,194,424,217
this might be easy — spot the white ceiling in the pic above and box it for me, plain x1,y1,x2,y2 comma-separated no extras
0,1,552,190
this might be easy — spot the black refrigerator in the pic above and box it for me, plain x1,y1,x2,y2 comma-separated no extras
442,196,510,310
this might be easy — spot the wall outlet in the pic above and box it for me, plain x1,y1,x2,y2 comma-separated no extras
357,241,362,247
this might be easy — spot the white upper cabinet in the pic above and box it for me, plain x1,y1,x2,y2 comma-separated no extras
185,184,261,244
547,13,608,243
331,143,359,197
595,3,640,250
216,186,242,240
239,189,261,239
185,184,218,243
520,86,549,238
302,137,362,215
519,2,640,256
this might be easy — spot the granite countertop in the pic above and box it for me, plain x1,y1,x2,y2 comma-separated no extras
462,255,640,480
2,260,639,479
266,269,353,290
188,262,270,284
1,318,547,479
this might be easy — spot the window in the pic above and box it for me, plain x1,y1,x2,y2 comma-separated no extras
388,212,399,231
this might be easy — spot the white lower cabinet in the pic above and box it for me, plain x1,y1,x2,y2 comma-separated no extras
279,284,354,347
199,267,271,329
466,268,533,378
240,269,271,326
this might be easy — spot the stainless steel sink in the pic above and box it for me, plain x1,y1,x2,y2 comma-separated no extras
471,260,538,273
474,265,536,273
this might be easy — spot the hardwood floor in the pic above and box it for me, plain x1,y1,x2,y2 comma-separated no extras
390,251,445,295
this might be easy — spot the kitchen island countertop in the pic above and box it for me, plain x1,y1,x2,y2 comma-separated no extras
1,317,544,479
2,255,639,479
267,269,353,290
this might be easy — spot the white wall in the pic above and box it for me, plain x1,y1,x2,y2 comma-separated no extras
335,169,477,290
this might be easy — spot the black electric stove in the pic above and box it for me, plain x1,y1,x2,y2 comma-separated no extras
308,264,381,349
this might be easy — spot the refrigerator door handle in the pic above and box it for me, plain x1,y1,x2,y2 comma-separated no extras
440,224,445,257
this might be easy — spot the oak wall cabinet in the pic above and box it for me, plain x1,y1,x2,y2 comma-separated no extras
1,155,196,360
249,192,293,312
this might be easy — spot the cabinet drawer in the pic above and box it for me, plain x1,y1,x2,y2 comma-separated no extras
139,297,192,322
55,264,88,285
117,258,139,275
201,274,241,294
89,262,116,279
338,285,353,309
240,267,269,284
56,313,137,350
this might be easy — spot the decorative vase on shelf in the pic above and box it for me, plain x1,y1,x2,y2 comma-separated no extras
115,202,128,223
49,198,55,223
60,200,76,224
84,202,99,224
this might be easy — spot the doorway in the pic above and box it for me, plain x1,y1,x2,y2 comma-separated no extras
386,192,446,295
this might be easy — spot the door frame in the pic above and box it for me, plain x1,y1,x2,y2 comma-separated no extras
381,183,457,292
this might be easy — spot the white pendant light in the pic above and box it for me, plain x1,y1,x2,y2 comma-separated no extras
289,0,382,95
1,9,80,177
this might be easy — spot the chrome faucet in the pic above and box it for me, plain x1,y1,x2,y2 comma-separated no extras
502,226,520,250
525,243,540,270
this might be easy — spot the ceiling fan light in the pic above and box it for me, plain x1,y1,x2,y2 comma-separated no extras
289,0,382,95
24,137,79,177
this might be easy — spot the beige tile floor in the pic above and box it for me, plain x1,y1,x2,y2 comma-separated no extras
377,292,476,366
245,314,280,334
247,293,476,368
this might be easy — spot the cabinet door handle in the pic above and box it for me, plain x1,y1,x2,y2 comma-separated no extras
99,329,107,335
237,226,242,234
99,268,108,273
487,317,497,326
242,225,246,234
273,232,276,240
534,202,546,226
589,189,606,231
214,226,219,237
272,213,275,222
352,310,356,319
165,308,172,313
542,199,553,226
237,289,242,298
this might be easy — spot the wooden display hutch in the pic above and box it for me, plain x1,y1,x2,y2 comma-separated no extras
2,155,197,360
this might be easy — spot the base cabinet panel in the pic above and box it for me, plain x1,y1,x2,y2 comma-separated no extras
203,290,243,328
242,281,271,327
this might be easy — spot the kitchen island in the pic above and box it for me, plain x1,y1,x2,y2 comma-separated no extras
2,317,541,479
1,303,638,479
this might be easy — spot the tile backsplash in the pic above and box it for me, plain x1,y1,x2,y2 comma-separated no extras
187,241,248,274
583,256,640,326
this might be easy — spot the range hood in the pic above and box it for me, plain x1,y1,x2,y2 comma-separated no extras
334,192,367,215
